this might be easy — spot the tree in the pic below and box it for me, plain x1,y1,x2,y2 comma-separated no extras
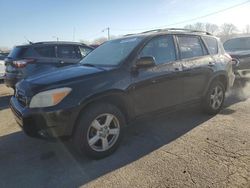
205,23,219,34
220,23,237,39
79,39,90,45
244,24,250,34
184,22,205,31
92,37,108,45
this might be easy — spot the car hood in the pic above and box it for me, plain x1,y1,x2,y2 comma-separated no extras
25,64,110,86
227,50,250,58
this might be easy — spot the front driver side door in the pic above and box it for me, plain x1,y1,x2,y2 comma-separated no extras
130,35,184,116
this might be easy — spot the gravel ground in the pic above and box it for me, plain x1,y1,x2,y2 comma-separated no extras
0,79,249,188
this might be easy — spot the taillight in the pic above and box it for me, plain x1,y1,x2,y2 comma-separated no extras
225,53,232,60
13,59,35,68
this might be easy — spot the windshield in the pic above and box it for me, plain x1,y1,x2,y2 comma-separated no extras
80,37,143,66
224,37,250,52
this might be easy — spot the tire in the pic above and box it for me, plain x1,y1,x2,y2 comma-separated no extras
73,103,125,159
202,80,225,115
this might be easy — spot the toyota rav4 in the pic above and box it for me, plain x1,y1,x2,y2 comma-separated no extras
10,29,235,158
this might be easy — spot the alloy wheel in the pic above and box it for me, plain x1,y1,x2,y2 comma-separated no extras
87,113,120,152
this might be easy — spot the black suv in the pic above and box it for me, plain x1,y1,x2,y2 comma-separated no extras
224,36,250,77
10,29,235,158
4,41,93,88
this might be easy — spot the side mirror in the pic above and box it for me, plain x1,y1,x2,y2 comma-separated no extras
135,56,156,69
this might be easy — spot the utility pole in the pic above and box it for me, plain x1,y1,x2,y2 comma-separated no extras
52,36,59,41
73,27,75,42
102,27,110,40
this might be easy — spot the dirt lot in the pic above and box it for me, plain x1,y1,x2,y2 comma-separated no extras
0,80,250,188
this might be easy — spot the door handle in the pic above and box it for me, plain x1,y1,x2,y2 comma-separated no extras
208,62,215,66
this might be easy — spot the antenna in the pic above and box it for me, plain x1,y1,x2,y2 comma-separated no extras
24,36,33,44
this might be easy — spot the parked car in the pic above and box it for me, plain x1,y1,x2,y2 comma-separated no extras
4,41,93,88
0,52,8,79
10,29,235,159
224,36,250,77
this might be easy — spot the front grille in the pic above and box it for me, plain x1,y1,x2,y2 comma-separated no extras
15,89,29,107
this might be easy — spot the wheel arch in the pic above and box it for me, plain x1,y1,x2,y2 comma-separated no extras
203,72,228,96
71,89,133,136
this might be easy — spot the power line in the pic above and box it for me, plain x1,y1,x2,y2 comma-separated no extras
113,0,250,32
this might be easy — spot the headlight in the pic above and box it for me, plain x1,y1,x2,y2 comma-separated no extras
29,87,72,108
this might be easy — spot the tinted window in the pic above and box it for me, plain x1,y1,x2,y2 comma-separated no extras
224,37,250,52
178,36,205,59
8,47,30,58
35,46,55,58
57,45,78,59
80,36,144,66
140,35,176,65
79,46,92,57
203,37,218,55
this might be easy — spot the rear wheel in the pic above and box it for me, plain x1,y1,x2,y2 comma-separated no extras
73,103,125,159
202,81,225,115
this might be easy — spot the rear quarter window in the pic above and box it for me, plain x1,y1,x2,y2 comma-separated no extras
203,37,218,55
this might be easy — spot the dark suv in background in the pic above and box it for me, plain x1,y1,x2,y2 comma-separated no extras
224,36,250,77
10,29,235,159
4,41,93,88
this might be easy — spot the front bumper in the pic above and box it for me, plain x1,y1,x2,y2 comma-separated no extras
10,96,80,139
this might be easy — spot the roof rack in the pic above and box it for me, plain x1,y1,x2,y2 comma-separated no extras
124,28,212,37
165,28,212,35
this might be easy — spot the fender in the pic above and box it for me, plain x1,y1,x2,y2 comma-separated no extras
202,70,229,97
78,89,135,123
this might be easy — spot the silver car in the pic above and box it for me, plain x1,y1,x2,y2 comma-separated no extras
0,53,8,79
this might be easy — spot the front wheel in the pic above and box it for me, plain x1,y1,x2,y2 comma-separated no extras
202,81,225,115
73,103,125,159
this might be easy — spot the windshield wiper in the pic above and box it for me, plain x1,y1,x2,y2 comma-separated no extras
81,63,97,67
81,63,106,70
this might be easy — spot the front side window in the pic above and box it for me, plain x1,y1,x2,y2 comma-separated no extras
57,45,78,59
203,37,218,55
177,36,205,59
139,35,176,65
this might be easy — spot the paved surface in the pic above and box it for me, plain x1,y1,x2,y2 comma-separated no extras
0,79,250,188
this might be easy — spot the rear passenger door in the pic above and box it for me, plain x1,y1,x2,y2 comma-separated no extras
176,35,214,102
31,45,59,74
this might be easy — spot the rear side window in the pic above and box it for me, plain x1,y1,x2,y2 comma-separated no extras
35,46,56,58
57,45,78,59
139,35,176,65
177,36,205,59
203,37,218,55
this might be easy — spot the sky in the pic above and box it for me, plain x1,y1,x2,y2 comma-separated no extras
0,0,250,48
